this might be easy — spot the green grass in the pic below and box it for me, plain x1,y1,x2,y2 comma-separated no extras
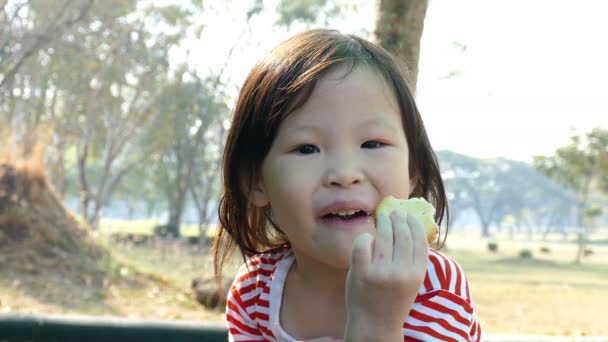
108,240,224,288
98,218,218,238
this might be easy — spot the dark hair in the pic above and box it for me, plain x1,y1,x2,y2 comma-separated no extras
214,29,448,283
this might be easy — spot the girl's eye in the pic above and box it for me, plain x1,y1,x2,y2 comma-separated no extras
362,140,386,149
295,144,319,154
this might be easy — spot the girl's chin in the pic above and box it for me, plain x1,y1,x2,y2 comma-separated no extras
329,259,352,271
321,246,356,270
295,246,354,271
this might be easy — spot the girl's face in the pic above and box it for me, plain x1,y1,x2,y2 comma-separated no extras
250,64,416,269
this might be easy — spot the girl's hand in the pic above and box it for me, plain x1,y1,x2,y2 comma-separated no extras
344,211,429,340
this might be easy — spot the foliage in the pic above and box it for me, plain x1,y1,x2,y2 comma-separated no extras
142,74,227,236
519,248,533,259
3,0,602,247
534,128,608,194
534,128,608,262
0,0,228,232
275,0,354,28
439,150,575,237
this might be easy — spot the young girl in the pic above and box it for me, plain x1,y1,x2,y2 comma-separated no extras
214,29,481,342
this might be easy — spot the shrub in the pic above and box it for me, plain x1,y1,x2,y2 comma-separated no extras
487,241,498,253
153,224,179,238
153,224,167,237
519,249,533,259
540,246,551,254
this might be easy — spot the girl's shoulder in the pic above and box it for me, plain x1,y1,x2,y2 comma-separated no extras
225,246,293,337
231,245,292,291
410,249,481,341
422,248,474,304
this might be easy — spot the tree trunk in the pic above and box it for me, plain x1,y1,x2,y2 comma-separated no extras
167,212,182,237
164,120,208,237
374,0,428,88
481,221,490,238
195,177,218,248
575,176,592,263
473,198,495,238
78,142,90,222
191,181,209,248
165,165,188,238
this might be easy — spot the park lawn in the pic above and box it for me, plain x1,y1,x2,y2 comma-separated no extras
0,237,225,322
98,218,217,238
444,233,608,336
2,224,607,336
103,231,608,336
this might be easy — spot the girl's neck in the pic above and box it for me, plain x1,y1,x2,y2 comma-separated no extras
281,250,349,339
289,249,349,294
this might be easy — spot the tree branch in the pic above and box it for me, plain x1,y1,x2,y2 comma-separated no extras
0,0,94,89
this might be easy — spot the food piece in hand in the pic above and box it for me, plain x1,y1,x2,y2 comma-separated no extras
376,196,439,243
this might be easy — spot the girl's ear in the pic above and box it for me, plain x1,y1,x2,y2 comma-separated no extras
247,174,270,208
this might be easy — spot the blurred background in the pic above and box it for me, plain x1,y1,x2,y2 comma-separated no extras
1,0,607,337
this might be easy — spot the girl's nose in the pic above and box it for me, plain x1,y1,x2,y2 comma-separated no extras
322,156,364,188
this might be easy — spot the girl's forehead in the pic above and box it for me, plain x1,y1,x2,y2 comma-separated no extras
285,65,400,122
274,70,403,139
319,65,395,104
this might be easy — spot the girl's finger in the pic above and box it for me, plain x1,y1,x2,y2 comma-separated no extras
351,232,373,275
392,211,412,263
407,214,430,270
372,211,392,264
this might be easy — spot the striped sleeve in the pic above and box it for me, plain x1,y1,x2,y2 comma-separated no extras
226,261,266,341
403,249,482,342
226,251,286,341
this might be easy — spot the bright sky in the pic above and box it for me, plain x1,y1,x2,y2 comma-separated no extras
186,0,607,163
417,0,608,162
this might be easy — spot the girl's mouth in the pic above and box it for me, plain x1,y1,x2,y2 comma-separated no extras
320,210,373,230
322,210,368,220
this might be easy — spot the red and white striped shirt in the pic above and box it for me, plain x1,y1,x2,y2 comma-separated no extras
226,247,481,342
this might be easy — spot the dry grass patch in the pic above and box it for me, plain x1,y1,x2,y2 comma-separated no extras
0,144,218,322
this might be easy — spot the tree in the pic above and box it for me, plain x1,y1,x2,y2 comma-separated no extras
0,0,94,92
439,150,574,238
189,120,226,245
374,0,428,88
440,151,513,237
275,0,354,28
145,73,227,237
534,128,608,263
273,0,429,86
61,1,189,229
0,1,202,229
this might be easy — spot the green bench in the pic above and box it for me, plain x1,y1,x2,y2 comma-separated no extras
0,314,228,341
